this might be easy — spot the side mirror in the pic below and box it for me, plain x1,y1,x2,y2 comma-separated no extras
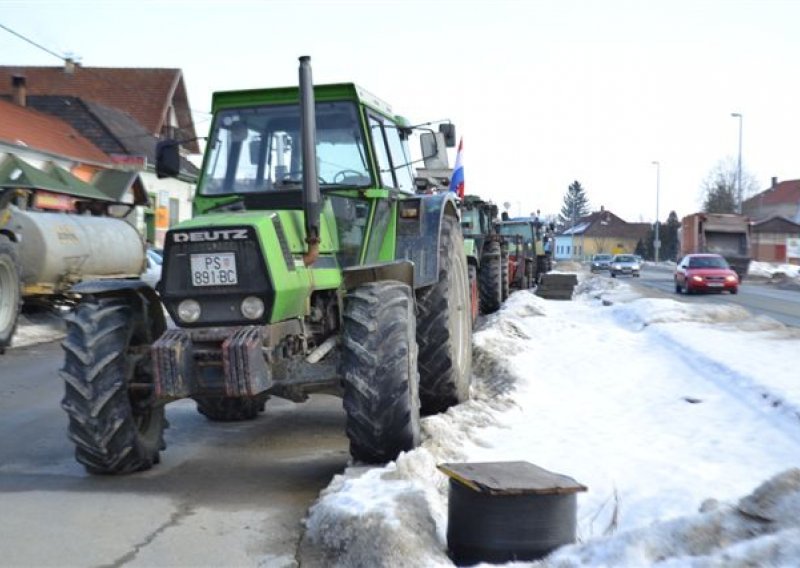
439,123,456,147
156,140,181,179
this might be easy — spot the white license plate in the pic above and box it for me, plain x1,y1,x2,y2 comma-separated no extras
707,282,723,287
190,252,238,286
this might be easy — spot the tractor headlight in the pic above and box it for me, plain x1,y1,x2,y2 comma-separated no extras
177,299,201,323
241,296,265,320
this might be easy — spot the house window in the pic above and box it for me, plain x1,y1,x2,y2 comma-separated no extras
169,198,180,226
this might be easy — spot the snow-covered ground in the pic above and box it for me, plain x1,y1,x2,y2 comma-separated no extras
303,274,800,567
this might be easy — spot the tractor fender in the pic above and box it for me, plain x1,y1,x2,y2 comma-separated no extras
68,279,166,342
396,192,460,289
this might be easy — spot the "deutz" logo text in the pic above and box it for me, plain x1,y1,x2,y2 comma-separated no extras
173,229,248,243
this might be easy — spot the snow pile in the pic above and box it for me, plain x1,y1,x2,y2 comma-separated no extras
302,277,800,567
749,260,800,280
545,468,800,567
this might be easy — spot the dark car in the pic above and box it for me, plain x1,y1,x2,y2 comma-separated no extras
675,253,739,295
590,253,614,272
610,254,641,278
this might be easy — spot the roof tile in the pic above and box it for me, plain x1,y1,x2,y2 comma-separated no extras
0,99,110,163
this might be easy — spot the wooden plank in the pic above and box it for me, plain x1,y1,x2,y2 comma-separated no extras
438,461,587,496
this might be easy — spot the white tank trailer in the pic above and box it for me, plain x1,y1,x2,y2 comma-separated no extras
0,205,145,352
12,207,145,294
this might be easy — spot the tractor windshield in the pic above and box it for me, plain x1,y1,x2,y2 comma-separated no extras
497,223,533,244
199,101,371,195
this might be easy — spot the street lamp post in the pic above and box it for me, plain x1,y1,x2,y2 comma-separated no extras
651,161,660,263
731,112,743,213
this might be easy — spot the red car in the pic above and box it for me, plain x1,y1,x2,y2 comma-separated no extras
675,253,739,295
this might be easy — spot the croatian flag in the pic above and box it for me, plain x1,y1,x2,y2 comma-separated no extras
449,137,464,198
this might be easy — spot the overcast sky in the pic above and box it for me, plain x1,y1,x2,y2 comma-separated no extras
2,0,799,222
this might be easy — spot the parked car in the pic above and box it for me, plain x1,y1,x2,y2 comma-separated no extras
142,247,162,289
610,254,641,278
674,253,739,295
590,253,614,272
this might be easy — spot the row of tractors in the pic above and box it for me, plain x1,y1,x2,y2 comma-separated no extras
459,196,554,323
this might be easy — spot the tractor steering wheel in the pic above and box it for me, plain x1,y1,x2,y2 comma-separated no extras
332,170,367,184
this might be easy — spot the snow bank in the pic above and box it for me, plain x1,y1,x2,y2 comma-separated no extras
544,468,800,567
302,277,800,567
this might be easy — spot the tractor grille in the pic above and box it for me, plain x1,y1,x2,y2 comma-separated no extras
160,226,274,326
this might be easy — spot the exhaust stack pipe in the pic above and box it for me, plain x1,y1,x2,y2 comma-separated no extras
299,55,321,266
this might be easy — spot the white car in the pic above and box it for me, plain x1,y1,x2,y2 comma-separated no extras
610,254,641,278
142,248,162,289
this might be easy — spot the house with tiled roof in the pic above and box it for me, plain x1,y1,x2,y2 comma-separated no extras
750,216,800,263
554,207,651,260
0,97,110,171
0,62,199,153
741,177,800,263
0,62,201,245
742,177,800,224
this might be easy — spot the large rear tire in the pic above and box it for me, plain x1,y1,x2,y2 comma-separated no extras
194,396,267,421
340,281,420,464
478,240,503,314
468,264,479,326
416,214,472,415
60,296,166,474
0,235,22,353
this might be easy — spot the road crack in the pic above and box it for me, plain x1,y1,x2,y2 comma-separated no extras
98,502,194,568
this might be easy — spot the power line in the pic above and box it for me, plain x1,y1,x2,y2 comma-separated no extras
0,22,64,61
0,21,212,118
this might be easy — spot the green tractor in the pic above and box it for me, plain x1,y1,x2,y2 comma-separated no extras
59,56,472,474
459,195,507,317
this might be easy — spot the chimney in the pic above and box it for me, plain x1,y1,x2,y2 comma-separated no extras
771,177,778,190
600,205,605,212
11,75,26,107
64,57,76,74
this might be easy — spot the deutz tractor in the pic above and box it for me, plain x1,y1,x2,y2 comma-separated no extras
59,56,472,474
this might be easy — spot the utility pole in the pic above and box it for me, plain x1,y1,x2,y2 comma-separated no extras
731,112,743,213
651,161,660,263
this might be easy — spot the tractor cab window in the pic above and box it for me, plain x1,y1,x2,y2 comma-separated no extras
368,115,414,193
330,195,370,267
498,223,533,244
200,101,371,195
461,207,484,234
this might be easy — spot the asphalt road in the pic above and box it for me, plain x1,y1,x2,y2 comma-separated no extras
617,264,800,328
0,340,350,567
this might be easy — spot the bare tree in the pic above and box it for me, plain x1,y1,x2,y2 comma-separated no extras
700,157,759,213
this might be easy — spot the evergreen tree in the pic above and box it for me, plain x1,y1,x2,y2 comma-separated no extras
662,211,681,261
703,179,737,213
634,239,647,258
558,180,590,227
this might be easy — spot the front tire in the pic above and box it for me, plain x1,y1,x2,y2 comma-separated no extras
0,235,22,353
416,215,472,415
60,296,166,474
340,281,420,464
478,240,503,314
